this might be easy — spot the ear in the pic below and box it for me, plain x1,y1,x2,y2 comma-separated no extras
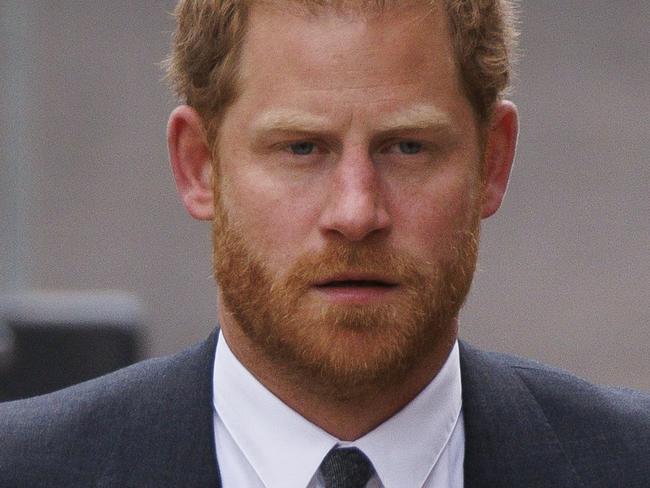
480,100,519,218
167,105,215,221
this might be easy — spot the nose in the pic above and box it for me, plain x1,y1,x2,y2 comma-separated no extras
318,148,391,242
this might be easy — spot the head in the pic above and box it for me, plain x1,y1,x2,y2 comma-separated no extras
167,0,518,398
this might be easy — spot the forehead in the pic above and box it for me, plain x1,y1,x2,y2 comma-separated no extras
239,3,458,96
215,0,476,143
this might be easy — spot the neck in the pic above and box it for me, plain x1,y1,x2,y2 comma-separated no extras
218,308,457,441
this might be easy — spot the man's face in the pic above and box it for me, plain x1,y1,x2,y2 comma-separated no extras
213,3,484,395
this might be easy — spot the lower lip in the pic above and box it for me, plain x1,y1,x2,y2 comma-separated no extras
312,285,398,305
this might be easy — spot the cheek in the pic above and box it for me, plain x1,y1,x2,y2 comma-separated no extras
387,170,479,254
219,165,323,265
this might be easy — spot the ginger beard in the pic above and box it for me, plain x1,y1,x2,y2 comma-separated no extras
213,193,480,398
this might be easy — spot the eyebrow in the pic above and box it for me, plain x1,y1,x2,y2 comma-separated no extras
249,104,454,138
250,109,332,136
375,104,454,133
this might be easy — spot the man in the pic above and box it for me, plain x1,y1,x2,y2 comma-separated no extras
2,1,649,487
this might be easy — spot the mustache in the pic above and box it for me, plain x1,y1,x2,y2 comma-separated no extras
280,241,426,289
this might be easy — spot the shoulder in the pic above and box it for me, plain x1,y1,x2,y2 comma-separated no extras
0,332,217,486
464,343,650,423
504,349,650,459
460,342,650,485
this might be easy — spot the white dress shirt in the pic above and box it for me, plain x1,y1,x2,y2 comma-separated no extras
213,330,464,487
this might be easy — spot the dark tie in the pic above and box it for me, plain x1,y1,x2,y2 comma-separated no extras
319,447,376,488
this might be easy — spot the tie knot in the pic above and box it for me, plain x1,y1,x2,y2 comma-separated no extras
319,447,375,488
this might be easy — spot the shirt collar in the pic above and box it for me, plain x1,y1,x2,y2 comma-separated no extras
213,331,462,488
348,342,462,487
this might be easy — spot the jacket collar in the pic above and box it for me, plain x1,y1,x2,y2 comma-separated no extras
459,341,583,488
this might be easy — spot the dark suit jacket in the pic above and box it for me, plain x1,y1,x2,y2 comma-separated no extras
2,330,650,487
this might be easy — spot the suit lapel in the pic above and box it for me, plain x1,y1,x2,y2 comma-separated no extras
99,330,222,487
459,342,584,488
161,329,223,487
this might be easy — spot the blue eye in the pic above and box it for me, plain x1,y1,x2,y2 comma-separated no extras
289,142,315,155
399,141,423,154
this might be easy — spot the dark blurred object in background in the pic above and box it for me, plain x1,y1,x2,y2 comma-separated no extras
0,322,15,374
0,291,145,402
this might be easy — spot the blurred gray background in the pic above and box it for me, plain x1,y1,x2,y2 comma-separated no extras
1,2,648,389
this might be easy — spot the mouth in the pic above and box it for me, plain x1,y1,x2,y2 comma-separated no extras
315,279,397,289
313,274,398,289
311,275,399,304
